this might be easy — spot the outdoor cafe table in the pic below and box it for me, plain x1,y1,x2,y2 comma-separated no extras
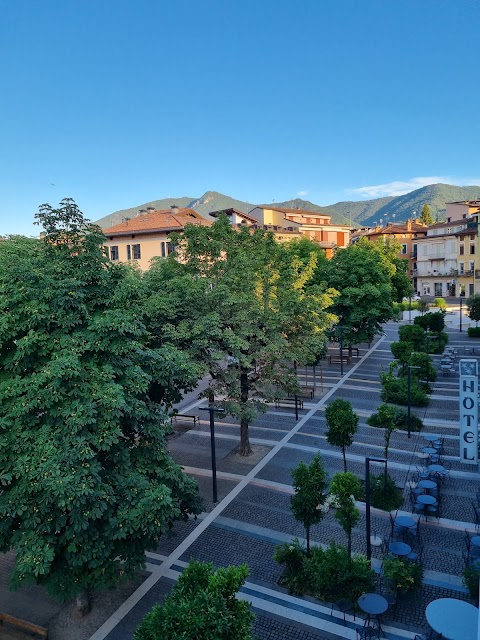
394,515,415,529
416,494,437,506
428,464,447,475
471,536,480,548
424,434,440,443
425,598,478,640
357,593,388,633
388,541,411,557
418,479,437,492
421,447,437,455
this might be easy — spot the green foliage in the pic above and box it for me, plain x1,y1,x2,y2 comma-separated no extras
467,294,480,325
420,204,433,226
382,556,423,594
380,371,429,407
325,400,359,472
329,473,362,560
365,403,397,460
327,240,395,347
369,474,403,512
414,311,445,333
367,404,423,433
463,564,480,605
0,200,203,602
418,299,430,314
390,341,413,373
398,324,425,350
408,351,436,383
433,297,447,310
133,561,254,640
274,541,375,604
290,454,328,553
468,327,480,337
144,216,337,455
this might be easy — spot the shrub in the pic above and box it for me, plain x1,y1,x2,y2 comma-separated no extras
380,371,429,407
274,541,376,604
383,556,423,594
398,325,425,350
367,405,423,432
414,311,445,333
468,327,480,338
369,474,403,512
408,351,437,383
463,564,480,605
133,561,254,640
433,297,447,310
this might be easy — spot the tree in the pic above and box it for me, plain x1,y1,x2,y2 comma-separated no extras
0,200,202,613
145,215,337,456
133,561,254,639
390,341,414,375
420,204,433,226
325,399,359,472
367,404,397,467
398,324,425,350
329,473,362,567
290,454,328,555
467,294,480,326
327,239,395,350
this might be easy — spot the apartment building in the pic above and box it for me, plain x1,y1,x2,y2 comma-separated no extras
102,205,211,271
208,207,303,243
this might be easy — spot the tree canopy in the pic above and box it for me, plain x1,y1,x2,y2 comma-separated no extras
467,294,480,325
144,216,337,455
0,199,202,606
420,204,433,226
325,399,358,472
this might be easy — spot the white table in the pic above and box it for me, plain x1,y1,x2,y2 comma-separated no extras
425,598,478,640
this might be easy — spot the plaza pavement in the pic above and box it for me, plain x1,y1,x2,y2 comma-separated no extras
87,319,480,640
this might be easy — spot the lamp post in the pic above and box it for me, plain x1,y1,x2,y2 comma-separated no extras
460,294,463,333
365,456,387,562
339,325,344,376
199,405,225,503
407,365,421,438
293,360,299,421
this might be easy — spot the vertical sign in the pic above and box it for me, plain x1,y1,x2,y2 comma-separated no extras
459,359,478,464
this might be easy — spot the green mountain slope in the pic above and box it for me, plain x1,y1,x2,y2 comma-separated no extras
96,184,480,230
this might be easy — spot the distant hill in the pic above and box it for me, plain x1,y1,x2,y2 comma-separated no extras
96,184,480,229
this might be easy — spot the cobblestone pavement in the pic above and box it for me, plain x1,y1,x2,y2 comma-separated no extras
88,322,480,640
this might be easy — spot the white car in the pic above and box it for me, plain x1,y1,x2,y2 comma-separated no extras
402,295,421,302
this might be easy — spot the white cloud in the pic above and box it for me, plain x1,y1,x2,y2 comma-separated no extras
350,176,480,199
296,190,309,197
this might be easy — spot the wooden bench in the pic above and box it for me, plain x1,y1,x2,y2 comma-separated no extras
289,387,314,400
170,414,199,427
328,354,351,365
0,613,48,639
275,398,304,409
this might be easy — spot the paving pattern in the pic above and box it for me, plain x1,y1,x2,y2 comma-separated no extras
88,321,480,640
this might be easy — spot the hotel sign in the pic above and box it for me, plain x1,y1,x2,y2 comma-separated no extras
459,359,478,465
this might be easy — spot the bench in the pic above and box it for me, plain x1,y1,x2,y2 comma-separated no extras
170,414,199,427
275,398,304,410
328,354,351,365
289,387,314,400
0,613,48,639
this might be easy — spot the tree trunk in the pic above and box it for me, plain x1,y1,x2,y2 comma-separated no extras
306,526,310,556
208,389,215,405
239,369,252,456
342,445,347,472
75,590,91,617
347,531,352,571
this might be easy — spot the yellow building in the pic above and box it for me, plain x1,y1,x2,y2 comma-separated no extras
103,206,211,271
446,200,480,296
247,206,350,257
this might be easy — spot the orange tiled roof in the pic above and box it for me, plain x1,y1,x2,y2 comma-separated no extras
255,205,331,218
103,208,211,235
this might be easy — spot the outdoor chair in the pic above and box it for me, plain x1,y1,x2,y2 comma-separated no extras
404,519,420,544
407,542,424,563
376,575,397,615
426,497,441,522
416,466,431,479
330,586,355,624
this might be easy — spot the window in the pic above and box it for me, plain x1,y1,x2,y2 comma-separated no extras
161,242,166,257
401,243,407,254
412,244,417,256
127,245,131,260
132,244,141,259
460,235,465,241
459,262,465,275
470,283,475,296
434,283,443,296
460,244,465,255
470,261,475,272
470,244,475,255
110,246,119,261
470,234,475,241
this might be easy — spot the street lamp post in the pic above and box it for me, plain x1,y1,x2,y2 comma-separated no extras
293,360,299,421
339,325,344,376
407,365,421,438
365,456,387,562
199,405,225,503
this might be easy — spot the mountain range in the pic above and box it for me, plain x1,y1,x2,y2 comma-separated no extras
95,184,480,230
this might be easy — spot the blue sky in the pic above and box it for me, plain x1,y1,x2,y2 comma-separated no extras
1,0,479,235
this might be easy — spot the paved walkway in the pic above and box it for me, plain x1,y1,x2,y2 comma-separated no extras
83,322,480,640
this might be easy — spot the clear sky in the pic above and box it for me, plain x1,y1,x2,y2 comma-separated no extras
1,0,479,235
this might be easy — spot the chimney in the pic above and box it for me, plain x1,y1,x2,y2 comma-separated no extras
137,209,147,217
146,206,155,212
171,204,179,215
407,218,412,231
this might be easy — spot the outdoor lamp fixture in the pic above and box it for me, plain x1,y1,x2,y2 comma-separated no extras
407,365,421,438
365,456,387,562
199,405,226,503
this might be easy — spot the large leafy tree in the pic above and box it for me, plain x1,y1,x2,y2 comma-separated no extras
144,216,337,456
327,239,395,349
0,199,202,612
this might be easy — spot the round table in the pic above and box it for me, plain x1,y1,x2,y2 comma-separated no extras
426,598,478,640
422,447,437,455
388,541,411,557
428,464,446,473
471,536,480,548
394,515,415,529
416,494,437,505
424,434,440,442
358,593,388,616
418,479,437,491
